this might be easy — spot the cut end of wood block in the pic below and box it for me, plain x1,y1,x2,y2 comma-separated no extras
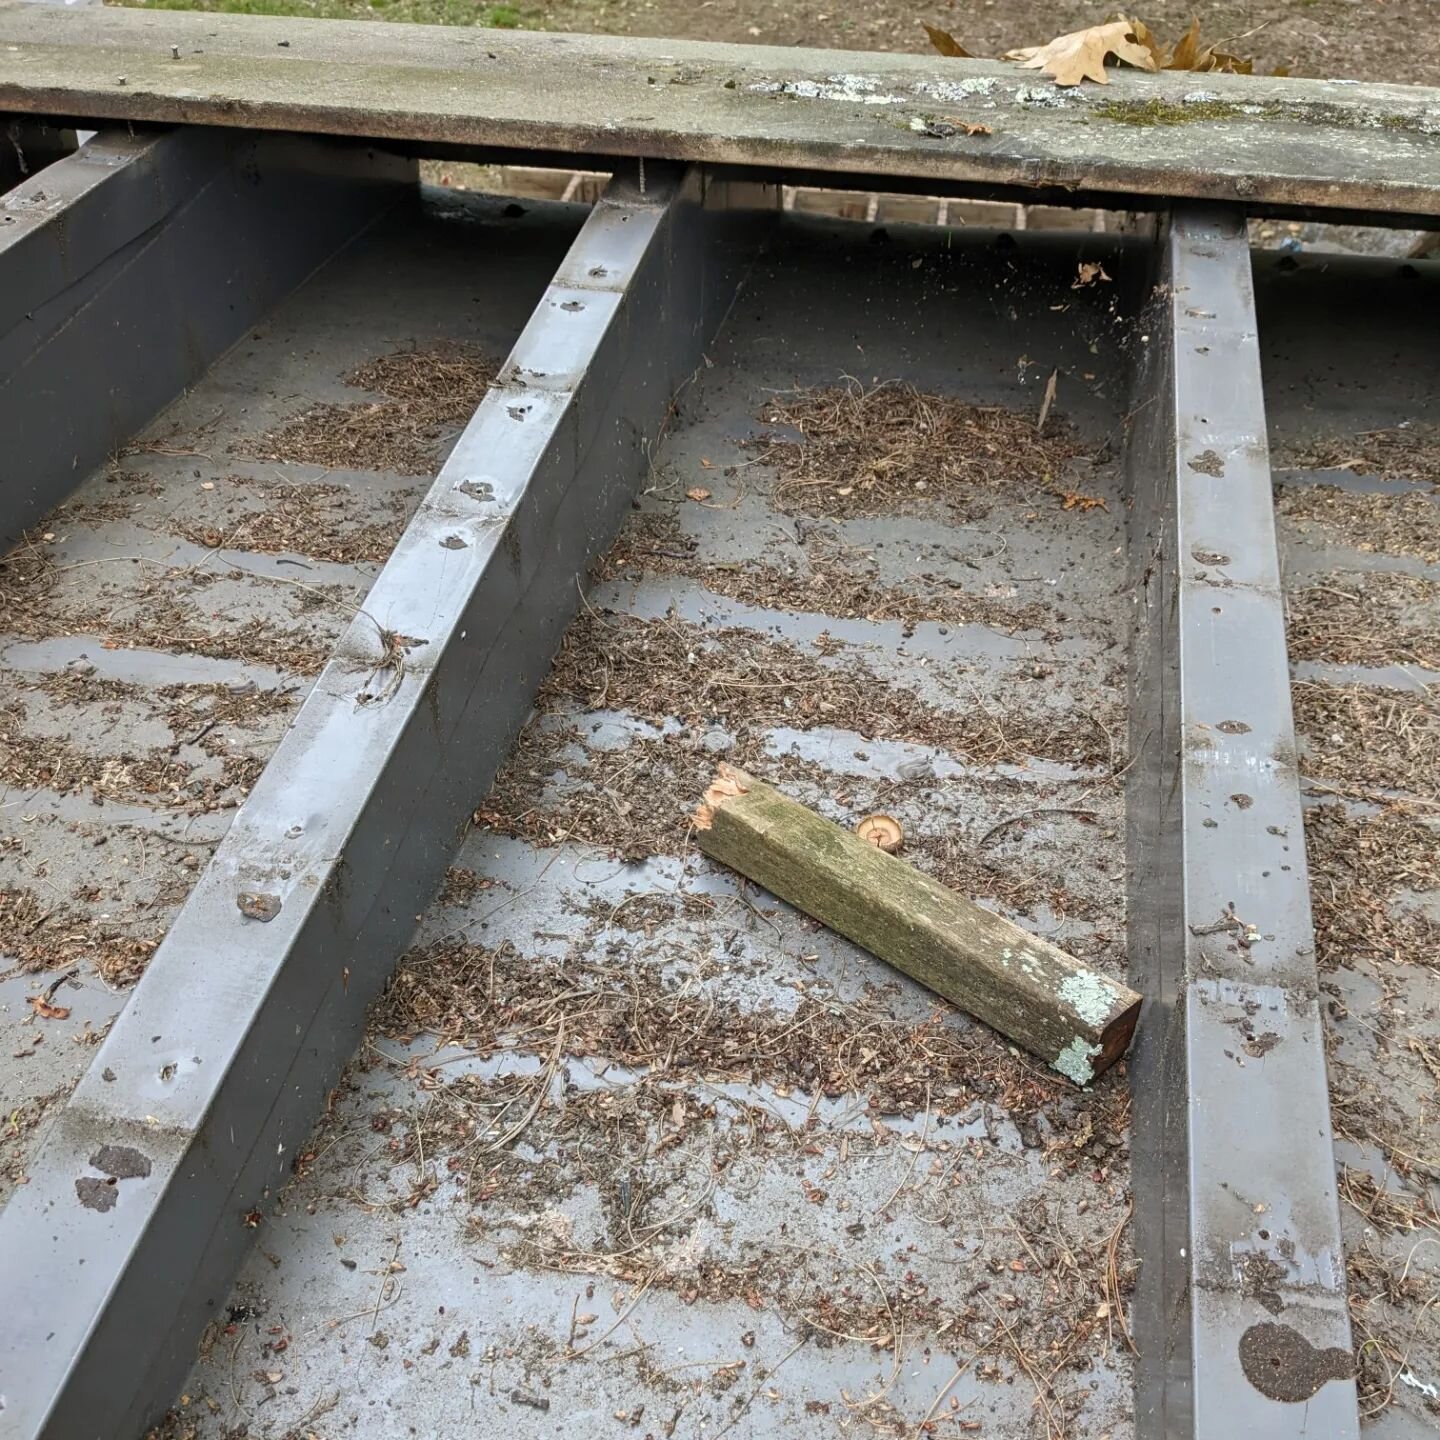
1054,995,1143,1086
855,813,903,853
692,763,751,832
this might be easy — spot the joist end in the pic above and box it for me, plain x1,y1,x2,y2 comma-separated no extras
693,762,750,832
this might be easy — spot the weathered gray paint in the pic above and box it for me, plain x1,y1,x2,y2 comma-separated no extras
1125,207,1358,1438
0,161,770,1440
0,117,74,190
0,125,413,546
0,5,1438,216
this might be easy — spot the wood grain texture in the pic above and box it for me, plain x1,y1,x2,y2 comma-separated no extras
695,765,1141,1085
0,5,1438,216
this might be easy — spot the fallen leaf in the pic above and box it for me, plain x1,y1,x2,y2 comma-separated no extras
1072,262,1112,288
699,457,714,469
1165,18,1255,74
1005,20,1158,87
685,486,711,502
922,23,973,58
28,996,70,1020
1037,368,1058,432
1058,489,1109,512
1128,17,1167,68
1208,50,1254,75
1167,17,1202,70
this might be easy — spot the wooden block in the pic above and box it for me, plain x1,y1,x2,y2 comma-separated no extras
875,193,943,225
694,765,1141,1086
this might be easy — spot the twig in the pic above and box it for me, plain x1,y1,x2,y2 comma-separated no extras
567,1266,661,1359
910,1351,978,1439
228,1327,252,1422
711,1332,809,1439
474,1020,564,1156
317,1286,404,1337
1105,1197,1137,1355
370,1234,401,1336
984,1297,1063,1439
978,807,1098,849
873,1083,932,1214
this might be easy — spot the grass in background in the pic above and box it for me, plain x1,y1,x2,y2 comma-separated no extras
118,0,530,25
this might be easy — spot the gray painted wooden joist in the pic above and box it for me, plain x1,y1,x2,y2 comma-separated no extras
0,162,774,1440
0,125,413,546
0,4,1439,216
1124,207,1358,1437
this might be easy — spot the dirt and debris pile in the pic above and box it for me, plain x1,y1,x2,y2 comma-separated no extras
248,342,495,475
748,381,1088,518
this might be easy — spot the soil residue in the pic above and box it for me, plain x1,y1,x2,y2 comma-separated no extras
748,380,1090,518
245,343,495,476
1287,572,1440,671
1277,484,1440,565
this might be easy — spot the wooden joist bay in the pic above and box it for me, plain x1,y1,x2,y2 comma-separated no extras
1,4,1439,217
694,766,1143,1086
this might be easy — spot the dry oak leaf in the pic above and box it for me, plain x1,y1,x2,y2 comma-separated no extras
1166,18,1255,75
922,23,974,59
1005,20,1158,87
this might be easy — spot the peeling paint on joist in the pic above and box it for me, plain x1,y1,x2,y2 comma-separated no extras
0,6,1439,214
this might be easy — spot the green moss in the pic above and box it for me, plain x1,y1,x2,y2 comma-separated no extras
1092,97,1245,126
1094,96,1435,138
1378,112,1430,133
